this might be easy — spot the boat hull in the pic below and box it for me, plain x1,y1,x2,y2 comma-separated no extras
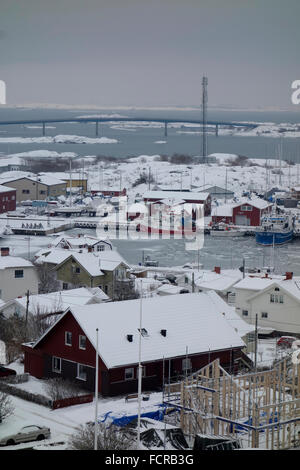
210,230,245,237
255,230,293,245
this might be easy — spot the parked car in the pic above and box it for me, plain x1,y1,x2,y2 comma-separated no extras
0,365,16,378
277,336,297,348
0,425,51,446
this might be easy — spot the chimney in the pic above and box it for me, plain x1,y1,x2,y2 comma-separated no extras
265,273,268,278
214,266,221,274
1,247,9,257
285,272,293,280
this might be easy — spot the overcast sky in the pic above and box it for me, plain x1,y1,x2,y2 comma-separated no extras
1,0,300,108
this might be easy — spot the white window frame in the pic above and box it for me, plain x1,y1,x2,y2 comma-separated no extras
52,356,61,373
77,363,87,381
14,269,24,279
65,331,72,346
125,367,134,381
79,335,86,350
242,310,249,316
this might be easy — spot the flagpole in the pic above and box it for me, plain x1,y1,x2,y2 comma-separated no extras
137,280,143,449
94,328,99,450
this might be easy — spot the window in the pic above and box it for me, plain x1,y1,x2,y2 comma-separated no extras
79,335,86,350
241,205,252,211
14,269,24,278
75,267,80,274
270,294,275,303
104,285,108,294
22,189,30,194
65,331,72,346
242,310,249,316
125,368,134,380
261,312,268,318
77,363,87,381
182,358,192,372
62,283,68,290
40,190,46,195
97,245,105,251
274,287,280,292
52,357,61,373
279,295,284,304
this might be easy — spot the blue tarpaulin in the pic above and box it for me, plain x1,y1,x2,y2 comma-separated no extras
99,405,174,427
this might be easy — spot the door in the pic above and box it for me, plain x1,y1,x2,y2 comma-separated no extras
235,215,249,226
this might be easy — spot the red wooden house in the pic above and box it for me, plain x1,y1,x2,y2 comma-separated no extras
23,294,245,397
212,198,272,227
0,185,16,214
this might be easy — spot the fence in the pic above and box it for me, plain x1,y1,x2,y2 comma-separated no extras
52,394,93,410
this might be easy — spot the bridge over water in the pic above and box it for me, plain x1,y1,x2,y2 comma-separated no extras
0,117,256,137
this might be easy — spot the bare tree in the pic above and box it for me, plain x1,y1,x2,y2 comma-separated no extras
0,393,14,423
68,422,135,450
43,377,82,401
35,263,60,294
112,279,140,302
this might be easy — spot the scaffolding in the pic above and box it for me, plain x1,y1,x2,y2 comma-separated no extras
163,355,300,449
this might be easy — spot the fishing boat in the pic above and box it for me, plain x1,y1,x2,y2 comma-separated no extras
255,213,294,245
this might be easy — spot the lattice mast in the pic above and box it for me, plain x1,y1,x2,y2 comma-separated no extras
202,76,208,161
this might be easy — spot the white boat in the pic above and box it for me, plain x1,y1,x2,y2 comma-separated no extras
210,223,246,237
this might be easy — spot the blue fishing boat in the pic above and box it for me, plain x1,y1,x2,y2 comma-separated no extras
255,214,294,245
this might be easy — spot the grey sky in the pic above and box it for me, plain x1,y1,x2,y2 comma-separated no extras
0,0,299,108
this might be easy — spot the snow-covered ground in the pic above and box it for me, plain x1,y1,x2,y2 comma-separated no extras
0,361,164,449
83,153,300,205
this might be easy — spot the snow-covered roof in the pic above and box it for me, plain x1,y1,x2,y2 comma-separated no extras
39,172,88,181
0,184,16,194
53,249,129,276
156,285,184,295
37,293,245,369
232,197,272,210
182,269,242,293
0,287,108,315
52,234,112,248
0,256,34,270
143,190,210,201
211,204,233,217
0,174,66,186
34,248,72,266
234,275,300,302
234,277,276,291
205,290,255,337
